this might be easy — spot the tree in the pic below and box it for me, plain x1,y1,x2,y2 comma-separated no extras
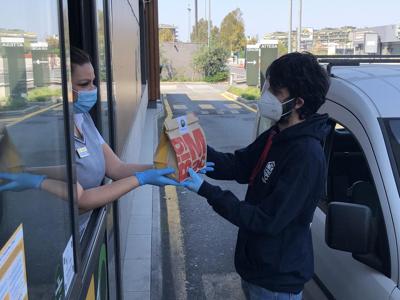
220,8,246,53
247,35,258,45
193,45,229,81
159,28,174,42
190,18,219,46
277,41,288,56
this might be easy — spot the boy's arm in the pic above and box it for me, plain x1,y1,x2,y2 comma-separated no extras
199,148,324,235
206,130,268,184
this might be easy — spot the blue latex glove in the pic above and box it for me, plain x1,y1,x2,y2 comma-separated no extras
135,167,181,186
0,172,47,192
182,168,204,193
198,162,215,174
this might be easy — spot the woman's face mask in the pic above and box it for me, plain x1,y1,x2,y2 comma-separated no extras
72,62,97,113
258,82,296,122
73,88,98,113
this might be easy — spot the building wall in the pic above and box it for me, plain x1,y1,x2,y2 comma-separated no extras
108,0,148,294
110,0,142,155
160,42,203,81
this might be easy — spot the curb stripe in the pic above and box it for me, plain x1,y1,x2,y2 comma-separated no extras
221,92,257,113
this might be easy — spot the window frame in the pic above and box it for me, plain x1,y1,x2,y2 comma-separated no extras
58,0,84,298
379,118,400,198
318,112,391,277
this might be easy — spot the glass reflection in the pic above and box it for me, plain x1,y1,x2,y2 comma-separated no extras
0,1,74,299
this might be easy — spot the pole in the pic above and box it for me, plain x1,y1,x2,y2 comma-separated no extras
208,0,211,47
297,0,302,51
288,0,292,53
188,4,191,42
195,0,198,39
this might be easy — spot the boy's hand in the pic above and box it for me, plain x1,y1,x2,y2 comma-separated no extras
182,168,204,193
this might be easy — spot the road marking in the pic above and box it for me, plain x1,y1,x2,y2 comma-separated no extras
8,103,63,126
189,96,221,101
221,92,257,113
186,84,219,92
230,110,240,114
200,110,210,115
199,104,215,110
221,92,236,101
160,84,177,90
216,110,225,115
163,94,174,118
224,103,242,109
162,95,187,299
173,104,188,110
164,186,188,300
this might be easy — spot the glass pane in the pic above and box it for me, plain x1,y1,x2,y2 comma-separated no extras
0,1,75,299
387,119,400,183
97,0,110,144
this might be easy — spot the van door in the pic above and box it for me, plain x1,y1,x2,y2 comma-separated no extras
312,100,396,299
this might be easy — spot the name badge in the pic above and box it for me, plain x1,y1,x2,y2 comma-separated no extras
76,146,90,158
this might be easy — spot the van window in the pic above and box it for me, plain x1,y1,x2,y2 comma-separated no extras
321,120,390,277
383,118,400,196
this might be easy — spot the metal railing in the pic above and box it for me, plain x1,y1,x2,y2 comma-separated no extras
316,55,400,75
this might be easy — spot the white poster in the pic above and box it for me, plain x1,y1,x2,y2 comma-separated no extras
62,236,75,297
0,224,28,300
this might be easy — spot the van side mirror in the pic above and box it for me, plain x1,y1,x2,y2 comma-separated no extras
325,202,373,254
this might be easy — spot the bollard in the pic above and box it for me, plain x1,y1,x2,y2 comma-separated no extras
230,73,234,85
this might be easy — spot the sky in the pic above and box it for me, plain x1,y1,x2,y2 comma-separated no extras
0,0,59,40
159,0,400,42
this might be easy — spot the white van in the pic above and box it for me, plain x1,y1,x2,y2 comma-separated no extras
254,64,400,300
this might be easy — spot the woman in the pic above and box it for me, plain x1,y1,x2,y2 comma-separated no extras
0,47,179,231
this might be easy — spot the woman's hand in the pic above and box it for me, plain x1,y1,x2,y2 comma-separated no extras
0,172,47,192
135,167,181,187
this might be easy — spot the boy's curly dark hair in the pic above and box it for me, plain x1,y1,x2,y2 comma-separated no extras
266,52,330,119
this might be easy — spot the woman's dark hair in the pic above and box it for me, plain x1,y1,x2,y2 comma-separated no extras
70,47,91,73
266,52,330,119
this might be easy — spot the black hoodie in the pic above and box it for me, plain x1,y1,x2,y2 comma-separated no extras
198,113,331,293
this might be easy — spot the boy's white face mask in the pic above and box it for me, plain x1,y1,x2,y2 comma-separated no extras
258,82,296,122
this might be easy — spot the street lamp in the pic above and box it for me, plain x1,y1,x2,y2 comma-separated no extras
208,0,211,47
188,3,192,42
288,0,302,53
297,0,302,51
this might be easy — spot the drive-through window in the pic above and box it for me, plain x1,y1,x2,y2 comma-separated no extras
0,1,76,298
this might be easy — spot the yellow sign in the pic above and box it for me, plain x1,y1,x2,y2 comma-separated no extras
0,127,23,173
0,224,28,300
85,276,95,300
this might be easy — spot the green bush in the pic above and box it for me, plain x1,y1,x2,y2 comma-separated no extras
0,96,27,111
193,46,229,79
204,71,229,83
27,87,61,102
228,86,261,100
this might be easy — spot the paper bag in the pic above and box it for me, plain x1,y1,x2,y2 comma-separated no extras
154,113,207,182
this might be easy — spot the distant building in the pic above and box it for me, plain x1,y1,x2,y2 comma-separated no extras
352,24,400,55
264,24,400,55
0,28,37,45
